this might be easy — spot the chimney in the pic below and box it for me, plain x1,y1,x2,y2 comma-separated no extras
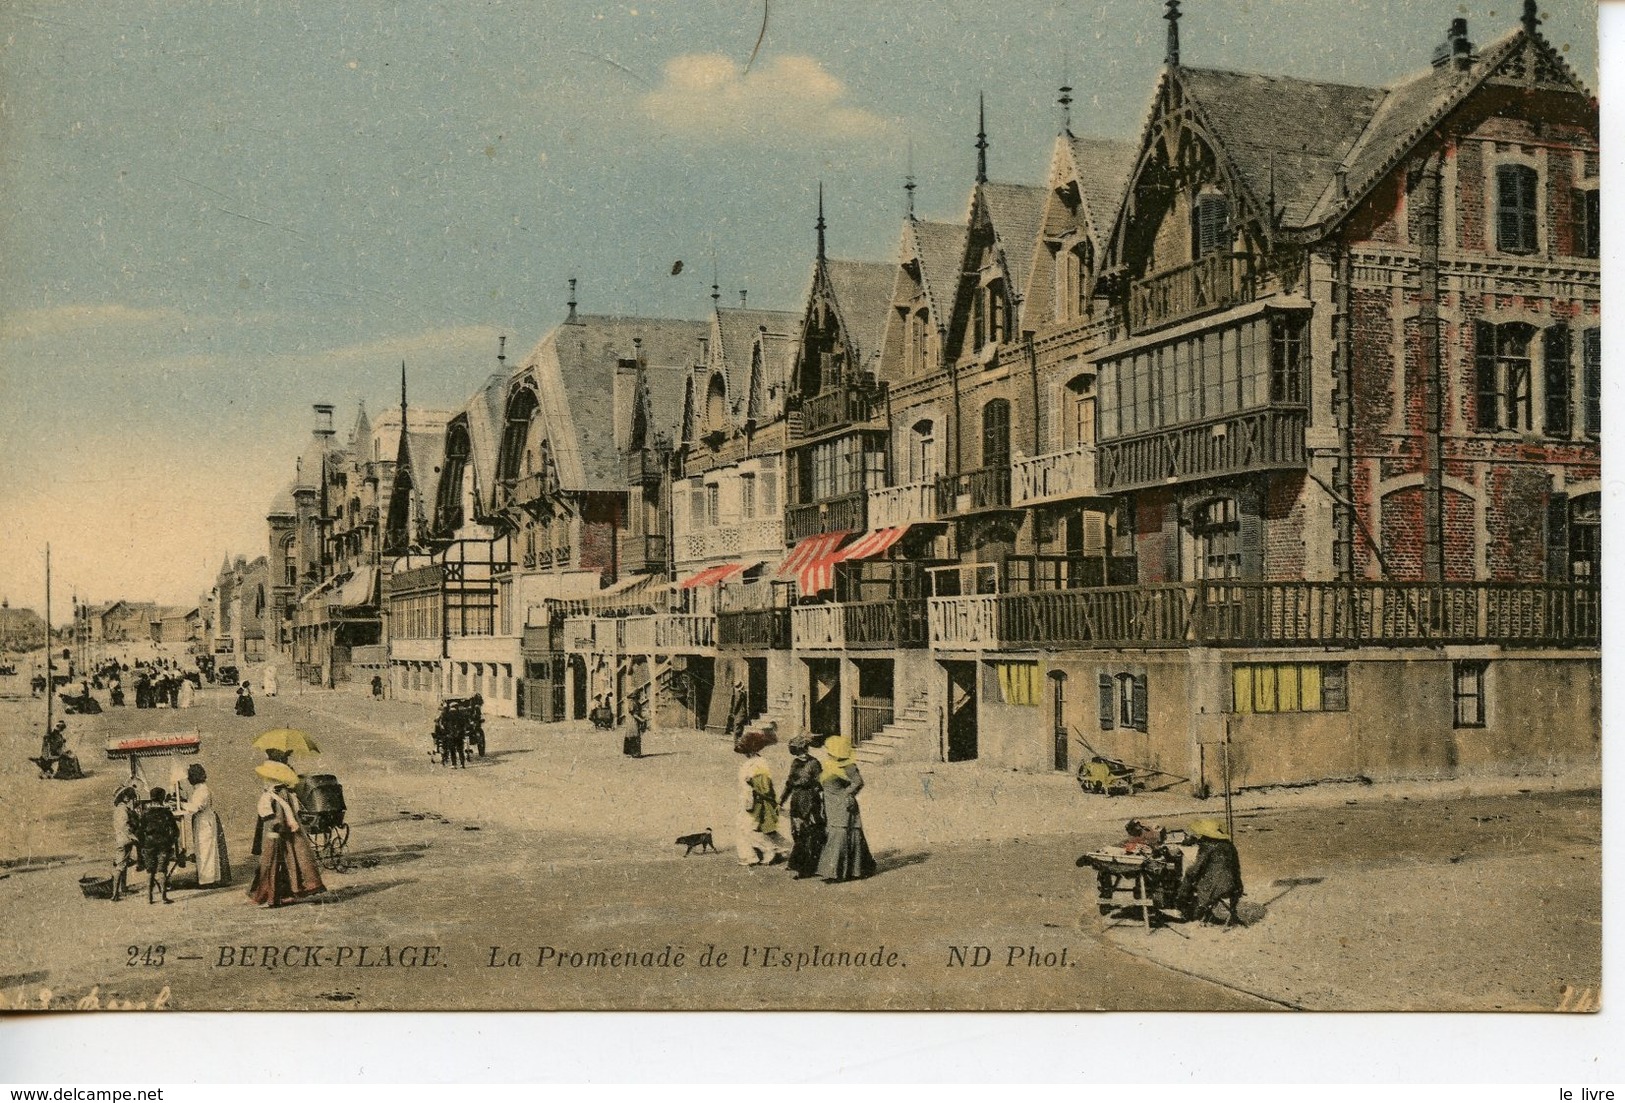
739,290,748,308
1433,18,1473,70
313,403,335,439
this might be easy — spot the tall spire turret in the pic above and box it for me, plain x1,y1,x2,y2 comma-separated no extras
975,93,989,184
816,182,827,261
1165,0,1182,67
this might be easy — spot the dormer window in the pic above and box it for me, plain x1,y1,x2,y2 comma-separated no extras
1193,187,1231,259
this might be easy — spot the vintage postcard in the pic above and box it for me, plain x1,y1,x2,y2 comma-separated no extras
0,0,1602,1015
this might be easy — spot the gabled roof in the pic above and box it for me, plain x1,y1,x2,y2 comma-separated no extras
823,259,895,371
1310,27,1594,229
1177,67,1385,229
459,372,508,516
978,182,1047,301
399,426,447,532
1064,136,1138,242
520,314,706,492
907,219,968,321
713,306,798,415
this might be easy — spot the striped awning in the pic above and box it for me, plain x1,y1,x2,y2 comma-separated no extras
678,562,748,589
777,530,850,596
827,525,909,566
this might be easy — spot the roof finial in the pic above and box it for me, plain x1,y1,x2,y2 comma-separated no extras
567,277,578,323
711,253,721,306
399,360,408,427
1058,84,1074,134
816,181,827,261
975,92,989,184
1522,0,1540,36
905,139,917,219
1165,0,1182,68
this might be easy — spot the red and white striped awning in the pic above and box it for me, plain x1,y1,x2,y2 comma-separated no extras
777,530,851,596
677,562,748,589
827,525,910,566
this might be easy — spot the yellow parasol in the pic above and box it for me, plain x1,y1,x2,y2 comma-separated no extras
254,761,299,787
253,728,322,755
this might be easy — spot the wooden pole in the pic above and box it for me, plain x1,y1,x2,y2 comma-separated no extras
44,545,52,743
1222,715,1235,841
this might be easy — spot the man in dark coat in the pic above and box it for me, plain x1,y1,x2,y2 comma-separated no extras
726,679,750,742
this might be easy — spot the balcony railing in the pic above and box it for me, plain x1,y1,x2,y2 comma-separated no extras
1011,445,1097,506
786,491,866,542
794,379,886,439
935,466,1012,515
867,480,939,528
622,533,668,574
1096,407,1307,494
625,449,663,486
676,517,783,564
925,581,1599,651
793,599,929,650
507,471,553,507
717,608,791,650
1129,251,1255,334
851,701,894,747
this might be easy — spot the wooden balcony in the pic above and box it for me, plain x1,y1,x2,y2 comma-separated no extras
792,600,928,651
984,581,1600,651
935,466,1012,516
621,533,667,575
507,471,553,507
1011,445,1097,506
619,613,716,653
676,517,783,564
1129,252,1255,334
928,595,1001,649
625,449,663,486
793,379,886,439
1096,406,1307,494
867,480,939,528
717,608,791,650
786,491,866,542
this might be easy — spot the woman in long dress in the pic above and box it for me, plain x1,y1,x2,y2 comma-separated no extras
734,731,789,866
180,764,230,887
778,735,826,878
247,780,325,907
816,736,877,883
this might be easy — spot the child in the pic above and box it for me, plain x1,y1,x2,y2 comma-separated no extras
136,788,181,904
111,786,139,901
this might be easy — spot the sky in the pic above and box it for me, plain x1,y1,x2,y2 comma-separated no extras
0,0,1600,617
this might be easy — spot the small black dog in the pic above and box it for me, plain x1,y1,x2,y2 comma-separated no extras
675,829,716,856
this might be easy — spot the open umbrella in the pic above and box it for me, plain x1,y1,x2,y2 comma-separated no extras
253,728,322,756
254,761,299,787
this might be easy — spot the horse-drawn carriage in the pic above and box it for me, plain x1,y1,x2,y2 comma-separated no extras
431,696,486,767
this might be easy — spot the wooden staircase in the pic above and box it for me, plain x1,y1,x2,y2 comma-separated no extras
854,687,935,766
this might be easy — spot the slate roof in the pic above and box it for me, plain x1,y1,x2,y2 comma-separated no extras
459,373,508,516
1065,136,1138,241
979,182,1047,303
398,427,447,532
908,219,968,320
713,307,798,415
824,259,896,372
519,315,707,492
1177,67,1386,228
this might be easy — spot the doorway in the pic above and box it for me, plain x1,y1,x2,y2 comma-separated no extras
807,658,842,738
569,654,588,720
944,661,978,762
746,656,768,721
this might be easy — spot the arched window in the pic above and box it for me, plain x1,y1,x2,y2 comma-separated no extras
986,279,1009,346
705,374,727,435
1064,373,1096,449
981,399,1011,470
282,535,297,587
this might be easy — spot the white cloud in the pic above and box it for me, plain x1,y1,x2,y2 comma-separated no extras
640,54,890,144
0,303,189,341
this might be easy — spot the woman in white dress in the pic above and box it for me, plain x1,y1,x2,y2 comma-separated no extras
262,665,279,697
180,764,231,886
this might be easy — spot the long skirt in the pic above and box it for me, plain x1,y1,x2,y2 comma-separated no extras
247,830,325,906
817,813,877,882
191,810,232,886
735,812,789,865
786,810,826,877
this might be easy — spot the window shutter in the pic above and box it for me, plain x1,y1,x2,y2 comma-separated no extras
1546,491,1570,582
1519,167,1539,251
1130,674,1148,733
1097,673,1115,730
1475,321,1500,430
1543,325,1572,437
1583,329,1602,435
1238,497,1264,581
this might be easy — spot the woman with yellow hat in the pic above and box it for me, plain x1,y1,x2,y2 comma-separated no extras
247,761,325,907
1178,818,1243,925
815,736,877,882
